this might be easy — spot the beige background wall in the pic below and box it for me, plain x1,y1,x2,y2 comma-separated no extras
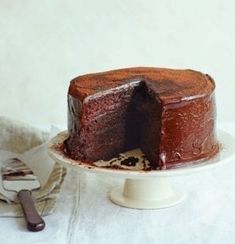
0,0,234,125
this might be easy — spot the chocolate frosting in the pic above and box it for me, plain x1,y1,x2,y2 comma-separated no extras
69,67,215,104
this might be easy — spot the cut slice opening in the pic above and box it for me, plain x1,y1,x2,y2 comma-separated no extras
66,80,163,169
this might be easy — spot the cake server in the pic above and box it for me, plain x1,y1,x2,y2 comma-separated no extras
1,158,45,231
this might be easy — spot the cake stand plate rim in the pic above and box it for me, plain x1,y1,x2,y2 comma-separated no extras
47,129,235,178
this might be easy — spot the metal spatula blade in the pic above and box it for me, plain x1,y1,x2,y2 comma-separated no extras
1,158,45,231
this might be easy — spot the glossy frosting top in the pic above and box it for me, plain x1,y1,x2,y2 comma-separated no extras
69,67,215,104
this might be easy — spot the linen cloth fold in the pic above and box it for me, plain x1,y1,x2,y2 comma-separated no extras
0,116,67,217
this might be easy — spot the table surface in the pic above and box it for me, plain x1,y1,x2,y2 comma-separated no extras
0,122,235,244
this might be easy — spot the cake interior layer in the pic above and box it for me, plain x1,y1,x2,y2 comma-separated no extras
67,81,162,167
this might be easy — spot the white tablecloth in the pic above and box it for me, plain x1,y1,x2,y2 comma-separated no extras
0,122,235,244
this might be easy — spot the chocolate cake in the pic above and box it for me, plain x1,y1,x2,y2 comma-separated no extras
64,67,219,169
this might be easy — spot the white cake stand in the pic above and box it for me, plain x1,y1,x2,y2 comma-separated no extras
48,129,235,209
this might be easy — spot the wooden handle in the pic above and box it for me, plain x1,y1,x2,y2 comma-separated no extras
17,190,45,232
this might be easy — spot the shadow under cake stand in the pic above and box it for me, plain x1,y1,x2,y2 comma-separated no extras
48,129,235,209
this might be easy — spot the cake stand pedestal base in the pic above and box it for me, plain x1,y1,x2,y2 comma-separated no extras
110,178,185,209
